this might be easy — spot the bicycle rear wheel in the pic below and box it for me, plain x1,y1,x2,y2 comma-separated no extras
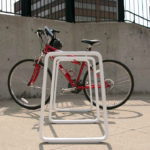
83,60,134,110
8,59,52,110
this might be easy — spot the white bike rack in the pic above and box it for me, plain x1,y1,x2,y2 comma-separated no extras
40,51,108,143
52,56,94,113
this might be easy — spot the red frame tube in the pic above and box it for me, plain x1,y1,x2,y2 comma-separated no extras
28,44,110,90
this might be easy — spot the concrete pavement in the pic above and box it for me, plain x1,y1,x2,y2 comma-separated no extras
0,94,150,150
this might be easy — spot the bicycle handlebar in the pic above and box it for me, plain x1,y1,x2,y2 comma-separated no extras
36,26,60,40
44,26,60,38
36,26,62,50
44,26,54,38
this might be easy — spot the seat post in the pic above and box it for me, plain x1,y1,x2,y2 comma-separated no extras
81,39,100,51
87,44,93,51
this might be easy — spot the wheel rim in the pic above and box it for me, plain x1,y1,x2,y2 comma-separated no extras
8,60,51,109
84,60,134,109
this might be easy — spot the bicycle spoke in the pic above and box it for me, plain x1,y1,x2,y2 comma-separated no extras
114,80,131,85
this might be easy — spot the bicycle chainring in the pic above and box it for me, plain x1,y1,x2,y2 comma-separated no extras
68,79,83,94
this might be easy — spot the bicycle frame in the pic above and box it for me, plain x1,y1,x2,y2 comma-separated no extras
28,44,111,90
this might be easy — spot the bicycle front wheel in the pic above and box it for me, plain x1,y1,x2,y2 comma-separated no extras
8,59,52,110
83,60,134,110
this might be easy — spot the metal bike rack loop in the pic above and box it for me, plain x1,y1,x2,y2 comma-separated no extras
40,51,108,143
52,56,94,113
49,56,99,123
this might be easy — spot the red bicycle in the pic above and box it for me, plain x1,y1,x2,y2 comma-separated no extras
8,26,134,110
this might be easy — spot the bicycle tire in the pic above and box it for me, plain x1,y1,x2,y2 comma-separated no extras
8,59,52,110
83,60,134,110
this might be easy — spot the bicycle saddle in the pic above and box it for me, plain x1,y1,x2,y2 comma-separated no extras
81,39,100,45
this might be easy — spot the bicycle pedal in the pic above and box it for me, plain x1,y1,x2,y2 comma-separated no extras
21,98,29,104
61,87,76,93
96,69,101,73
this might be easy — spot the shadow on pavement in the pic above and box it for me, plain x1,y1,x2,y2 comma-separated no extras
39,141,112,150
108,108,143,119
1,99,143,123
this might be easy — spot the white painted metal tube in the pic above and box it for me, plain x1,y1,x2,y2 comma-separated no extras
49,56,97,122
41,136,107,144
40,51,108,143
52,56,94,112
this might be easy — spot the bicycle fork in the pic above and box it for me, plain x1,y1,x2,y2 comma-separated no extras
27,62,41,86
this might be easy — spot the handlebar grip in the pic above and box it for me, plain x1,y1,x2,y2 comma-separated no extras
36,29,44,34
53,29,60,33
35,29,45,39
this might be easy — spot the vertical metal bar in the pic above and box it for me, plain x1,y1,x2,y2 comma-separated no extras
94,0,96,22
40,0,41,17
85,0,86,21
58,0,60,20
59,0,61,20
1,0,2,11
117,0,119,21
22,0,31,16
91,0,92,21
17,0,19,14
85,0,87,21
84,0,85,22
146,0,149,27
104,0,106,21
6,0,7,12
137,0,140,24
50,0,52,19
129,0,131,21
51,0,53,19
86,0,88,22
14,0,15,14
99,0,101,21
55,0,57,19
95,0,96,22
59,0,60,19
48,0,50,19
133,0,135,22
108,0,110,21
0,0,1,10
65,0,75,22
52,0,54,19
118,0,124,22
116,0,118,21
35,0,38,17
82,0,84,22
54,0,56,19
44,0,45,18
142,0,144,25
99,0,100,21
10,0,12,12
75,0,78,22
113,0,115,21
60,0,62,20
123,0,126,20
19,1,22,15
29,0,31,16
63,0,65,21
